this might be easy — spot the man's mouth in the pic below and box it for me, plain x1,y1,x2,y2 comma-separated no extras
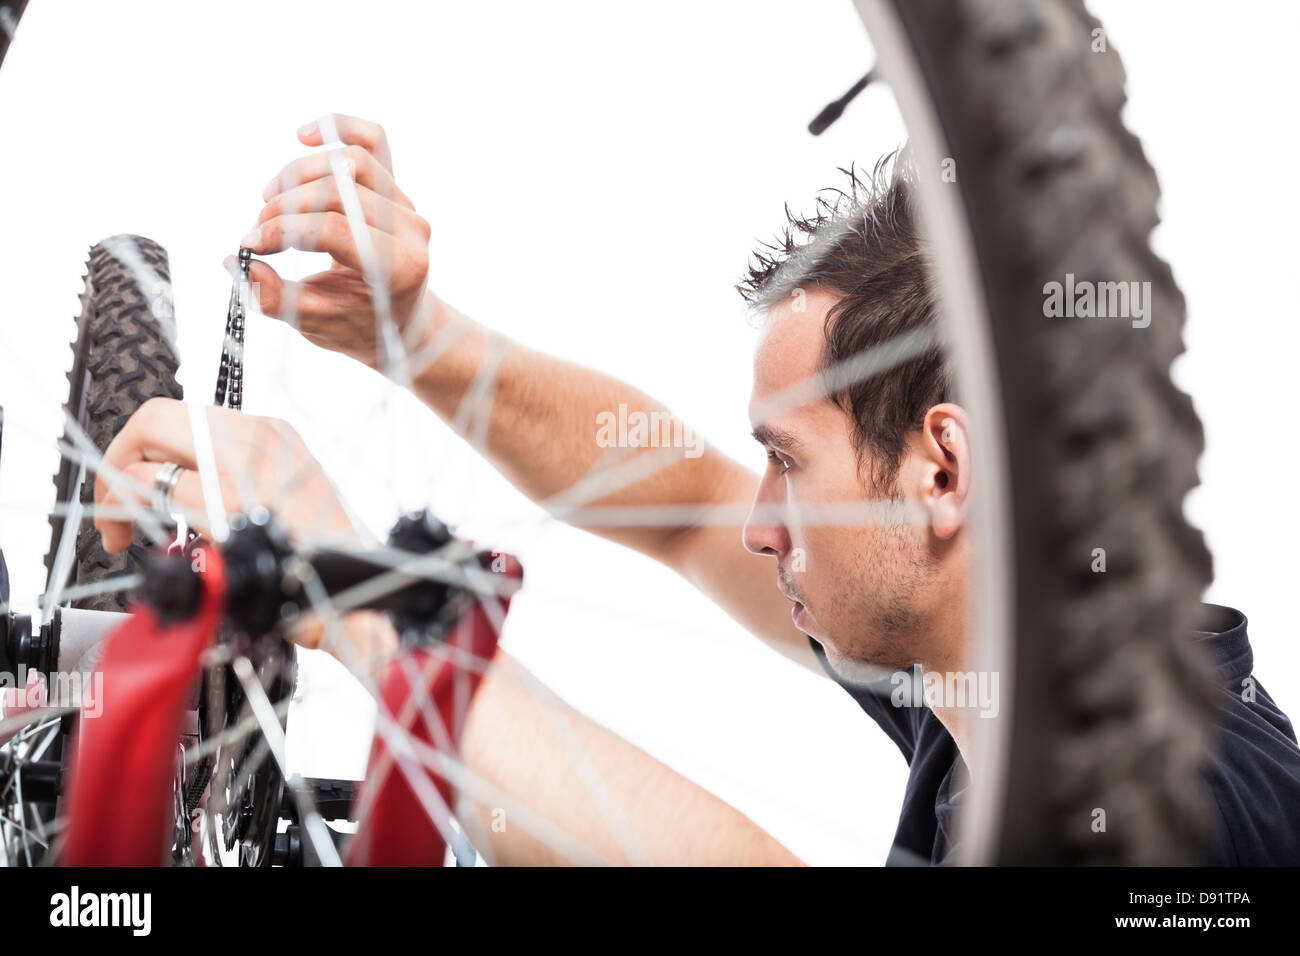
788,597,805,627
777,571,805,624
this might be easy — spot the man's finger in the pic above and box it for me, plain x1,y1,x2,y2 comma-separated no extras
95,460,238,553
287,608,399,668
257,179,417,238
297,114,394,175
238,258,286,320
94,400,268,546
244,212,359,271
262,147,411,208
96,398,197,514
242,260,353,331
244,213,407,278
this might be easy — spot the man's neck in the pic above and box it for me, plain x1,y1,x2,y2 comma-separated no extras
917,570,979,770
930,699,972,768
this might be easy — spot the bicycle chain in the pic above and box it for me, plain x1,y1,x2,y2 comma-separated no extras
194,245,253,861
213,247,251,410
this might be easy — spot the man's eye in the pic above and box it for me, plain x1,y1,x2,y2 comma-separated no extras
766,450,791,474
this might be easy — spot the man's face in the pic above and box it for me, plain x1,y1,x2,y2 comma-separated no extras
742,290,933,674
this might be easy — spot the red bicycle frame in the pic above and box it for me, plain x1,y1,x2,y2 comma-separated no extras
56,545,520,866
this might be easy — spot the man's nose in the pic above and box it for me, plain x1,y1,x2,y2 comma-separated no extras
742,483,790,556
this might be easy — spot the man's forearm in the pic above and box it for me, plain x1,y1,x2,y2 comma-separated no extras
458,650,803,866
408,294,819,668
410,294,752,565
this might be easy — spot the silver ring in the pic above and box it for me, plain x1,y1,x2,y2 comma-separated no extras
151,462,185,515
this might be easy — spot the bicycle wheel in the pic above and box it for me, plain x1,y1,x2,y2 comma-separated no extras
43,235,184,612
854,0,1218,863
2,235,183,865
40,237,302,867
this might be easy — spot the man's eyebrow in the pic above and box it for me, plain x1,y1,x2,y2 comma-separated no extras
751,424,804,451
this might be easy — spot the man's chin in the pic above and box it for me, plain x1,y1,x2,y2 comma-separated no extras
814,629,914,684
796,604,835,648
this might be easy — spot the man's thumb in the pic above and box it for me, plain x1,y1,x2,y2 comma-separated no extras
225,256,286,320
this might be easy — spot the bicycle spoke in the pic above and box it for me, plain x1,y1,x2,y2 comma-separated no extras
400,303,473,383
372,708,613,866
484,611,652,865
522,324,943,536
300,553,650,864
1,810,49,852
448,330,506,456
12,760,32,867
0,708,77,747
185,402,232,544
548,499,927,529
25,369,174,544
25,722,60,764
295,570,519,862
316,115,405,386
183,696,289,771
203,405,263,522
231,654,342,867
294,571,459,855
226,735,271,817
48,436,207,531
43,456,87,617
47,573,143,607
306,545,509,621
346,645,470,835
749,324,940,431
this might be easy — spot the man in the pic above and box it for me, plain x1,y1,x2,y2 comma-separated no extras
96,115,1300,865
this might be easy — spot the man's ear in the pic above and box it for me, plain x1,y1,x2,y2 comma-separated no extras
918,403,971,540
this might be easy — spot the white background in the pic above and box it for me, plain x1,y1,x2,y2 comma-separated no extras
0,1,1294,865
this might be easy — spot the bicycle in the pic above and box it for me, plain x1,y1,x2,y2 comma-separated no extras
0,0,1218,866
0,234,526,866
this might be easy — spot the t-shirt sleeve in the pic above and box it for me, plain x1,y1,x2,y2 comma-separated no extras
808,634,922,764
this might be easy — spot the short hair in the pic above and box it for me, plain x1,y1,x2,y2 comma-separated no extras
737,149,953,491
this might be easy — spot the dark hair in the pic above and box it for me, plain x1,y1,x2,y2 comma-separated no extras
736,150,952,491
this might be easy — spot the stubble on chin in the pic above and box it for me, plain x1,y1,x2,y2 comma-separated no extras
825,527,928,677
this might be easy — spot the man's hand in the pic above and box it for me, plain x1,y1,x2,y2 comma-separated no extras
92,397,396,664
238,113,435,371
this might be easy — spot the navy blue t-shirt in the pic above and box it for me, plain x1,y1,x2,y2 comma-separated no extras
810,603,1300,865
